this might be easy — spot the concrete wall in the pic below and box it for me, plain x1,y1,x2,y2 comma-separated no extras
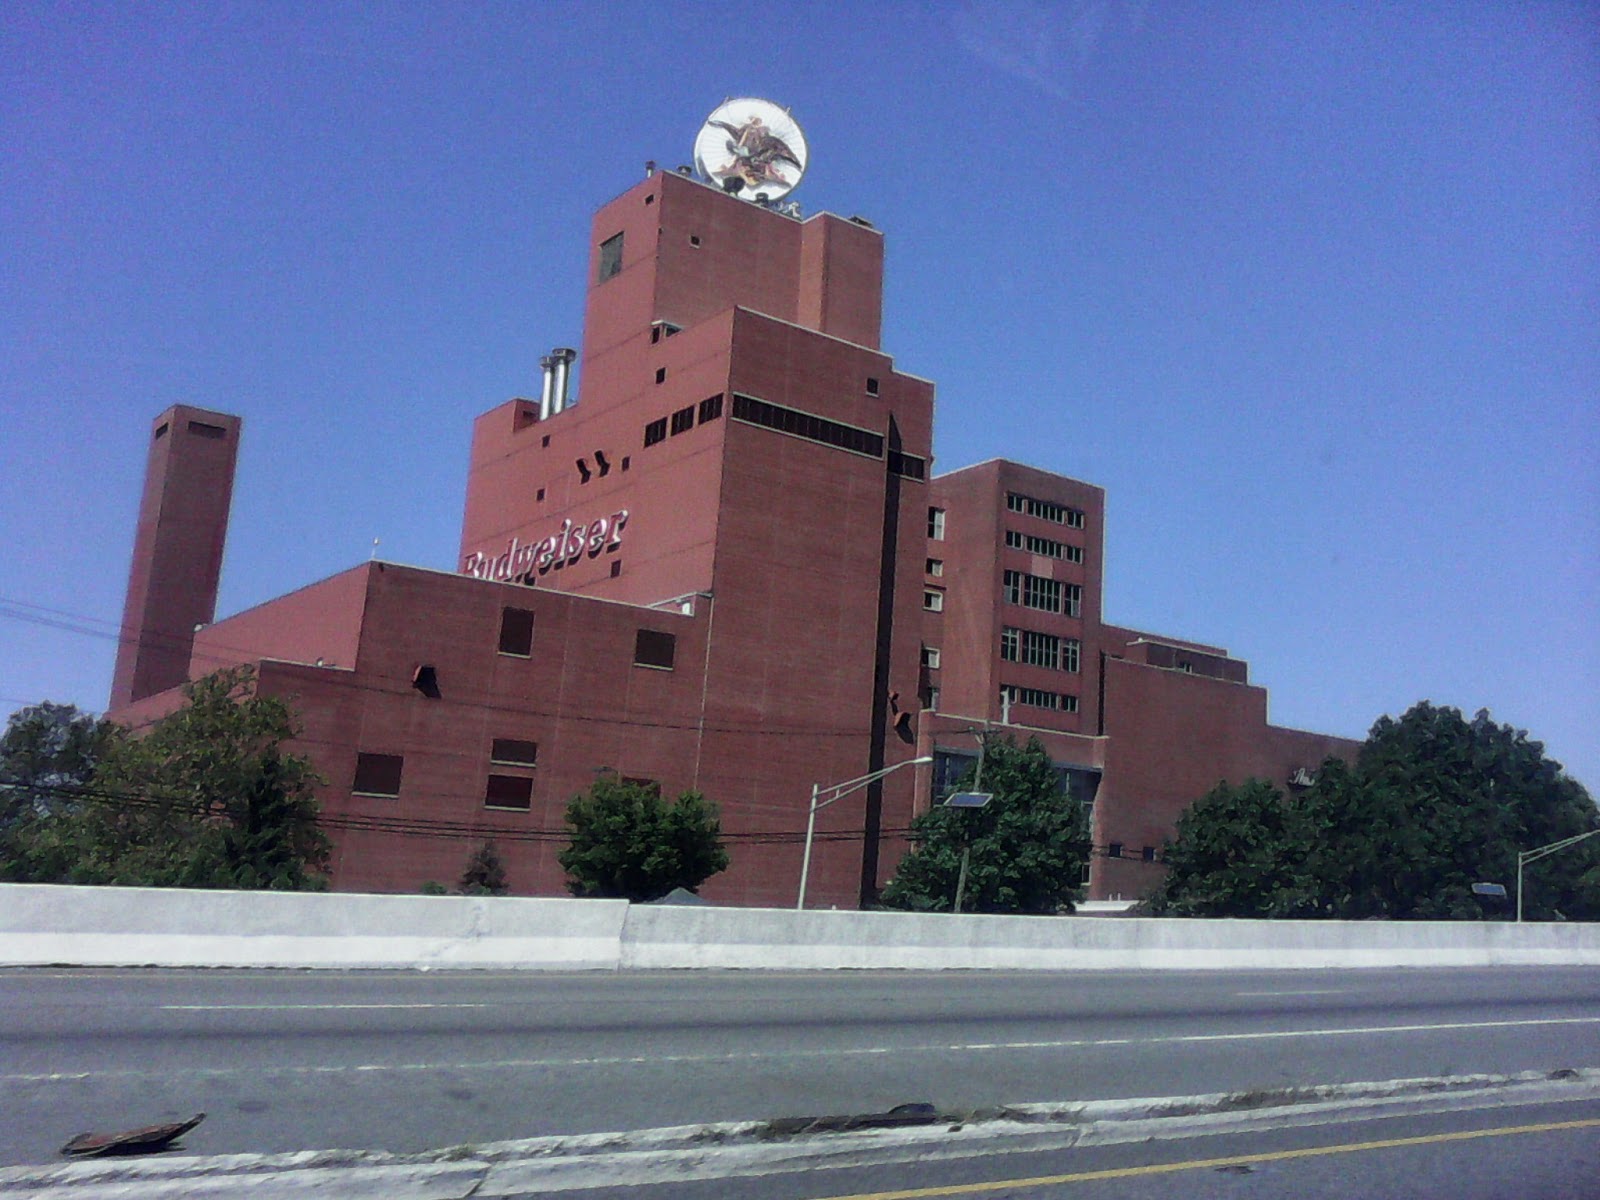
4,884,1598,971
0,885,628,970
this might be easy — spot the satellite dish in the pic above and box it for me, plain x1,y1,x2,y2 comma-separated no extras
694,98,809,202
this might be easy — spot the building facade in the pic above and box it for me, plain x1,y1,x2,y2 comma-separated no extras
109,165,1356,907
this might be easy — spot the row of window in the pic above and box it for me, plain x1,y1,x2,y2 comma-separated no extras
732,394,883,458
1007,491,1085,528
1107,843,1159,862
644,393,724,448
1002,570,1083,617
498,607,677,670
1004,528,1083,563
352,743,539,811
1000,684,1080,713
1000,627,1080,672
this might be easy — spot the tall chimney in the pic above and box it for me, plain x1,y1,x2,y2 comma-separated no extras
110,406,241,710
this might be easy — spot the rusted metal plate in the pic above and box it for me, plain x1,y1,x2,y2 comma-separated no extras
61,1112,205,1157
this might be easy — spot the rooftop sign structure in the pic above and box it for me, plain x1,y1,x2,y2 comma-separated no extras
694,98,808,205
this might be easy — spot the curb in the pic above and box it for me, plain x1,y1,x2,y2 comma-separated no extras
2,1068,1595,1198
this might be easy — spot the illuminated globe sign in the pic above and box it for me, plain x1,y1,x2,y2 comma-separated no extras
694,98,809,202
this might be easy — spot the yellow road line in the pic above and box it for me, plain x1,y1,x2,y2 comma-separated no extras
811,1117,1600,1199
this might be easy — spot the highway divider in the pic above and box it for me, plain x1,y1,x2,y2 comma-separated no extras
2,883,1597,970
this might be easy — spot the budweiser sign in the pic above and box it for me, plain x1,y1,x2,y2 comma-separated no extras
462,510,629,584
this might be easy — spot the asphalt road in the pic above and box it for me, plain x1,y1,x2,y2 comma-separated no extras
3,965,1598,1169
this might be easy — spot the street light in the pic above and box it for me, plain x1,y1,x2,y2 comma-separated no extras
796,756,933,910
1517,829,1600,922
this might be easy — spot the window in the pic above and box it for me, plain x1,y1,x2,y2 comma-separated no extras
352,753,403,797
928,507,946,539
1108,842,1123,859
490,739,538,767
1005,529,1079,561
925,686,940,711
923,589,944,612
921,645,941,670
485,774,533,811
153,422,169,439
1000,628,1078,671
1005,492,1084,528
650,321,681,344
188,420,227,439
999,684,1079,713
655,367,667,384
730,394,884,457
669,405,695,435
866,377,880,396
689,234,701,247
1003,570,1063,613
610,560,622,577
498,608,534,657
634,628,676,669
698,393,724,423
597,232,624,282
887,450,926,479
644,417,667,447
926,558,943,577
1142,846,1158,863
1064,583,1082,619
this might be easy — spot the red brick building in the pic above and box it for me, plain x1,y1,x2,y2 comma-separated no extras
110,165,1355,907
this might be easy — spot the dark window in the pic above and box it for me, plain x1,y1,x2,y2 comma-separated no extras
485,774,533,811
1108,842,1123,859
597,232,624,282
188,420,226,439
1142,846,1157,862
541,435,550,448
352,753,403,797
536,487,545,502
670,405,695,435
928,507,946,539
866,377,880,396
621,456,630,471
634,628,676,669
1003,570,1063,613
153,422,169,439
498,608,534,656
730,394,884,458
490,738,538,767
698,393,724,423
576,458,592,483
887,450,925,479
1005,492,1084,527
411,664,440,698
655,367,667,384
644,417,668,447
622,776,661,794
610,560,622,577
689,234,701,247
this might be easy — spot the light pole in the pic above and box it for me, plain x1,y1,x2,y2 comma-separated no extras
796,756,933,910
1517,828,1600,922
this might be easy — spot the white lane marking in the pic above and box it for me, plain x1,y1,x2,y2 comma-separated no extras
160,1003,497,1010
8,1016,1598,1084
1235,990,1347,997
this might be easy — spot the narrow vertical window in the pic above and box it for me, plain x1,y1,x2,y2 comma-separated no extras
927,507,946,539
498,608,535,657
597,232,624,282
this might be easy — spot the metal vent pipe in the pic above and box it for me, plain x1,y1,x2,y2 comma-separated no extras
538,355,557,420
550,347,577,413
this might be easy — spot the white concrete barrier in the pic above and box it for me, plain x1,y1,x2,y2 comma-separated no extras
617,905,1600,971
2,884,1597,971
0,884,628,970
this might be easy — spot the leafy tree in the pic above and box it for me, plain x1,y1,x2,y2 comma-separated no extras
880,736,1091,915
1144,779,1310,918
28,667,331,890
1,702,119,881
458,840,510,895
1148,703,1600,920
559,773,729,902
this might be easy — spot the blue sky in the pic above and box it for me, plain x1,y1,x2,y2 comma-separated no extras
4,2,1597,790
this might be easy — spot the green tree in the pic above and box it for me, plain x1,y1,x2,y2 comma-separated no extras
1144,779,1309,918
1148,703,1600,920
458,840,510,895
880,736,1091,915
0,702,119,881
559,773,729,902
34,667,331,890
